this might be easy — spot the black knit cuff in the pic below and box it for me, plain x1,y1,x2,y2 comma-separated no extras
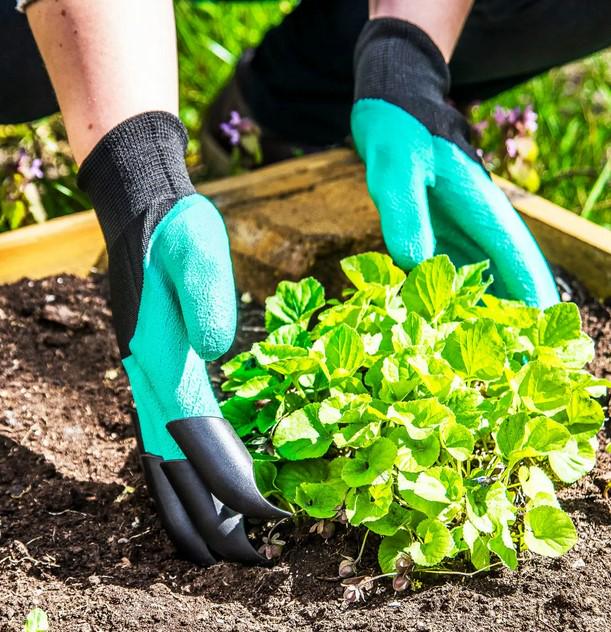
78,111,196,248
354,18,478,162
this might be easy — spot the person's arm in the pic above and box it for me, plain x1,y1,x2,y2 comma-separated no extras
25,0,285,564
351,0,559,307
369,0,473,61
26,0,178,164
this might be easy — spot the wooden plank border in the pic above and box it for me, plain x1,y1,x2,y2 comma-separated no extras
0,149,609,299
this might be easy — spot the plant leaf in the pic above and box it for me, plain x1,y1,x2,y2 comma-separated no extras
523,506,577,557
401,255,456,321
409,518,453,567
273,404,333,460
265,277,325,332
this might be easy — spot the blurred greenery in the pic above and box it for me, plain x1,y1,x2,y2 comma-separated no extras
0,1,609,232
470,51,611,229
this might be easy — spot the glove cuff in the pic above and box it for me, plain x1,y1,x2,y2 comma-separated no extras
78,111,196,249
354,17,479,162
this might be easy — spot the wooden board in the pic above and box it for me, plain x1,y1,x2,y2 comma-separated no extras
0,148,609,300
0,210,105,283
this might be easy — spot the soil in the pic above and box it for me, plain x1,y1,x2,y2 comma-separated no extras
0,270,609,632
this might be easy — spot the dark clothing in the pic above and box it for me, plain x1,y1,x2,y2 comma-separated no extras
1,0,610,145
242,0,611,145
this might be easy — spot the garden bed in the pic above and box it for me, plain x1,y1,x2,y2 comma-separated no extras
0,268,609,631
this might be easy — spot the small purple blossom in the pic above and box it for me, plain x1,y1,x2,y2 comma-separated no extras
30,158,44,179
522,105,538,133
471,120,488,139
493,106,509,126
220,122,240,146
505,137,518,158
219,110,259,147
16,149,44,180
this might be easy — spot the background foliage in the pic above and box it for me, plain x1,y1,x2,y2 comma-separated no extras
0,1,608,232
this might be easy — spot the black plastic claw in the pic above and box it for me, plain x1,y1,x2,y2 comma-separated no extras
140,454,216,566
161,459,265,563
167,416,290,519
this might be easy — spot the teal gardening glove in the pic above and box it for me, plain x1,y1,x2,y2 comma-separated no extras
78,112,286,565
352,18,559,307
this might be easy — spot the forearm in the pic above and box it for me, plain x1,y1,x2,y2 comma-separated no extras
369,0,474,61
26,0,178,164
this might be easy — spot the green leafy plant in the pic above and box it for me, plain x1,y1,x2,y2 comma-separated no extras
222,253,607,585
24,608,49,632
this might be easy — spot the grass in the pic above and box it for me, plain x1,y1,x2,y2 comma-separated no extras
0,1,608,232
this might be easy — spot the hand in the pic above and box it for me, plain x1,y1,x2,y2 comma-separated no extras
351,18,559,308
105,193,287,564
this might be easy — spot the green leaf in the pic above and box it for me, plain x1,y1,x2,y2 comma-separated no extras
495,413,528,459
549,437,597,483
442,319,506,381
341,252,406,294
391,311,437,351
518,465,559,508
313,323,365,380
252,342,319,376
390,398,454,440
389,427,440,473
235,374,276,399
378,530,413,573
221,397,257,438
463,520,491,570
440,421,475,461
474,295,539,329
265,277,325,332
407,355,460,399
267,323,310,347
488,524,518,570
276,460,328,502
341,437,397,487
517,361,570,414
345,480,393,525
295,480,347,518
524,506,577,557
367,503,416,536
409,518,453,567
24,608,49,632
401,255,457,321
254,460,278,498
453,260,493,309
273,404,333,460
566,389,605,436
333,421,381,449
524,417,571,454
537,302,582,347
398,469,461,519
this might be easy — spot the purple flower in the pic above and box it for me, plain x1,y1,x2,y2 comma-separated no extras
472,120,488,138
16,149,44,180
523,105,538,133
219,110,260,148
505,137,518,158
30,158,44,179
220,122,240,146
493,106,509,126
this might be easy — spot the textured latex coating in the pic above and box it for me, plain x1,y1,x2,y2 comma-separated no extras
140,453,216,565
167,416,289,519
352,99,559,308
161,459,265,563
124,194,237,460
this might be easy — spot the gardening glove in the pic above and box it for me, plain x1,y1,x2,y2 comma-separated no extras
78,112,287,566
352,18,559,308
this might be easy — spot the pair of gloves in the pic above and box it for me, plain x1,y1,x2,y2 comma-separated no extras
105,19,558,563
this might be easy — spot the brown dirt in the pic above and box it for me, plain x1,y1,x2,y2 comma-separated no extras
0,271,609,632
